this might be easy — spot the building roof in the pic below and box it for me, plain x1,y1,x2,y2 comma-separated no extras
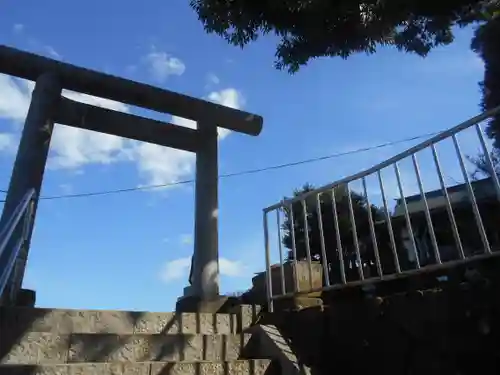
396,177,497,205
392,177,498,217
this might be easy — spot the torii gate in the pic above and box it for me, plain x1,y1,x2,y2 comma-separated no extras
0,46,262,311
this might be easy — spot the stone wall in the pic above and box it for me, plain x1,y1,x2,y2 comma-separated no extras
249,261,323,301
259,257,500,375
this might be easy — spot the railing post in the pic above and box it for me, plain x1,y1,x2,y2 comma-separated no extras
0,73,61,304
192,121,219,300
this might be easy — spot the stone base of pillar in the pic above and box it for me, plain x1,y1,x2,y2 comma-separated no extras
0,288,36,307
16,288,36,307
182,285,195,297
175,295,240,313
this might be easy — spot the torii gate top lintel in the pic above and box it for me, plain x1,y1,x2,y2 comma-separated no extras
0,45,263,137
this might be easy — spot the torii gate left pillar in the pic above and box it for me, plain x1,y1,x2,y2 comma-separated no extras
0,73,61,306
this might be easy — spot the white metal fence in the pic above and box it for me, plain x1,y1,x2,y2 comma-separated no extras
263,106,500,311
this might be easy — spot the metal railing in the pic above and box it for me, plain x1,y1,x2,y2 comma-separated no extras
0,189,36,305
263,106,500,311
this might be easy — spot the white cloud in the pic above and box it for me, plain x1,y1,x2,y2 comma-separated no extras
0,133,15,152
207,88,245,139
0,74,247,190
219,258,246,277
159,256,247,283
160,257,191,283
50,126,129,169
13,24,24,33
418,50,484,76
132,142,195,187
49,90,131,169
169,88,245,139
206,73,220,86
0,74,132,171
125,65,138,76
12,26,63,61
44,46,62,59
62,90,129,112
207,88,245,110
129,87,246,185
0,74,33,122
59,183,73,195
141,87,245,185
145,50,185,82
180,234,193,245
171,115,197,129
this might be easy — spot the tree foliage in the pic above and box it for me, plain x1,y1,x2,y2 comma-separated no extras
471,15,500,148
280,179,500,286
281,184,408,284
468,147,500,179
190,0,497,73
191,1,500,146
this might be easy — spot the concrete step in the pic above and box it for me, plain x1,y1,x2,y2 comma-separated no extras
0,307,253,335
0,360,275,375
1,333,251,364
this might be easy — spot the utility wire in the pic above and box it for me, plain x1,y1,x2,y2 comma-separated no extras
0,130,439,202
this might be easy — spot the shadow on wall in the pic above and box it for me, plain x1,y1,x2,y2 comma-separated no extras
259,257,500,375
0,308,217,374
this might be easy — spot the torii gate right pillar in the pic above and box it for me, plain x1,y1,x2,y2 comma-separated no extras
192,121,219,299
176,120,228,312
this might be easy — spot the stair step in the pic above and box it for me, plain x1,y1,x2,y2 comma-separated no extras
0,360,275,375
0,307,246,335
1,333,251,364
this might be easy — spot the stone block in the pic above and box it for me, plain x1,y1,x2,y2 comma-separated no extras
149,360,274,375
69,363,149,375
0,364,70,375
251,261,323,298
274,297,323,311
228,305,262,332
1,333,69,365
246,325,310,375
0,360,274,375
1,307,238,335
16,289,36,307
12,308,136,334
175,296,241,313
0,363,151,375
132,312,235,334
2,333,251,363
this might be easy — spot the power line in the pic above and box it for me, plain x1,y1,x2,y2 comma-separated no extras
0,130,438,202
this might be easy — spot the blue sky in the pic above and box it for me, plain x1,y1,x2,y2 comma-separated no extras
0,0,493,311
